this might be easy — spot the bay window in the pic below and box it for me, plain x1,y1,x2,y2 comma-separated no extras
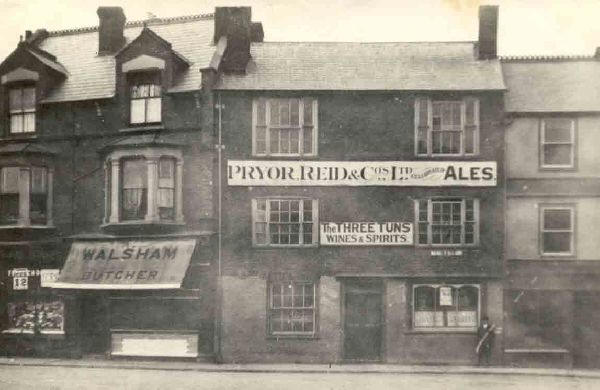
0,166,51,226
415,97,479,156
415,198,479,245
252,198,318,247
105,149,183,225
269,282,316,335
253,97,318,156
413,284,479,330
9,86,36,134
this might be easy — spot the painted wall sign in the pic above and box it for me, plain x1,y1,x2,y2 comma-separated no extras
228,160,497,186
439,286,453,306
320,222,413,246
52,239,196,289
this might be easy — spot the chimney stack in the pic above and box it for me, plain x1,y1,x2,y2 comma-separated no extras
213,7,253,72
478,5,498,60
97,6,126,55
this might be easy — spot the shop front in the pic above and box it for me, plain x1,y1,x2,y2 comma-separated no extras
51,237,215,360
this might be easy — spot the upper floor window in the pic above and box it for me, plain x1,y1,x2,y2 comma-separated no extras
540,204,574,256
253,98,318,156
9,86,36,134
0,165,50,226
105,149,183,225
413,284,479,330
415,198,479,246
129,73,161,125
252,198,318,247
415,97,479,156
540,118,575,169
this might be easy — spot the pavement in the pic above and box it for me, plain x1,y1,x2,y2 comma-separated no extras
1,356,600,379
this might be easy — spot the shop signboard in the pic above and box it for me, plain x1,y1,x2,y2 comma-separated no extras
228,160,497,187
11,268,29,290
40,269,60,287
320,222,413,246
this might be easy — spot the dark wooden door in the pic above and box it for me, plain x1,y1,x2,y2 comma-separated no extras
574,292,600,368
344,283,383,361
79,296,109,354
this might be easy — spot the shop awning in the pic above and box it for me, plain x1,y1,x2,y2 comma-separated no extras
50,239,196,289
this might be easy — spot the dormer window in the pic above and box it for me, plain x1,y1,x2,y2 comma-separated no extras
129,72,161,125
9,86,36,134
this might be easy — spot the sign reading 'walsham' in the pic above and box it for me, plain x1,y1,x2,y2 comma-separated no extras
320,222,413,246
228,160,496,186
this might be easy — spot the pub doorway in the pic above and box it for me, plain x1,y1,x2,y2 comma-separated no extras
343,279,383,362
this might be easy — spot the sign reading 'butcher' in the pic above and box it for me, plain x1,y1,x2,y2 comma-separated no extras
320,222,413,246
228,160,497,186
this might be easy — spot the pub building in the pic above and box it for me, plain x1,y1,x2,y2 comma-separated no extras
213,6,505,364
0,6,238,359
502,52,600,368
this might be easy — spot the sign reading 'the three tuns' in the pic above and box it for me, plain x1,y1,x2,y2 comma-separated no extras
320,222,413,246
228,160,497,187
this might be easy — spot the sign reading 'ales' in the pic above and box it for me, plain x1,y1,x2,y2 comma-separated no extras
227,160,497,186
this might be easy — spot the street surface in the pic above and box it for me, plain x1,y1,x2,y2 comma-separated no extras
1,365,600,390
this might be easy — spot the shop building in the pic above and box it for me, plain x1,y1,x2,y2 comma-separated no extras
214,6,505,364
0,6,258,359
502,53,600,368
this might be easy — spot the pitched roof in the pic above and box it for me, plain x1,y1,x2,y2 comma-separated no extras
35,15,214,103
216,41,505,91
502,58,600,112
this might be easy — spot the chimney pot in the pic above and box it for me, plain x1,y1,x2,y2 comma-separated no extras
97,6,126,55
478,5,498,60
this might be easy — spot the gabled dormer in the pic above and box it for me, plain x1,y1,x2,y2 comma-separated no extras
115,26,190,128
0,41,67,137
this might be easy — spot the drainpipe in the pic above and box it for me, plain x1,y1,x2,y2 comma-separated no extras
216,92,224,362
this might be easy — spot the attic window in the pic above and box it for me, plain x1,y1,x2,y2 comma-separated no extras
9,86,36,134
129,72,161,125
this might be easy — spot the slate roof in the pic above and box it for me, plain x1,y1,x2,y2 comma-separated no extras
35,15,214,103
502,58,600,112
216,41,505,91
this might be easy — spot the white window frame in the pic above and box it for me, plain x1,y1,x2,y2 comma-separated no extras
412,283,480,332
414,198,479,246
540,204,575,257
8,86,36,134
251,197,319,247
540,118,576,169
268,281,317,336
104,148,183,225
252,98,318,157
414,97,479,156
129,74,162,125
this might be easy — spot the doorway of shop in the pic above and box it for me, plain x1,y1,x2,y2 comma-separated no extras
574,292,600,368
343,279,383,362
79,294,109,356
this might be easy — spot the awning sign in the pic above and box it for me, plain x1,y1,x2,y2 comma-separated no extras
51,239,196,290
320,222,413,246
228,160,497,187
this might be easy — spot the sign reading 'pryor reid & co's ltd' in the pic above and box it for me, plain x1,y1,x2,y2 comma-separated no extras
320,222,413,246
228,160,497,187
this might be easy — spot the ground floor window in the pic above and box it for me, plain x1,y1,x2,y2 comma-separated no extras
268,282,316,335
413,284,479,330
3,299,64,334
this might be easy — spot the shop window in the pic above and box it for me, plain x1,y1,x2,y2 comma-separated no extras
129,73,161,125
415,198,479,246
415,97,479,156
3,299,64,334
106,150,183,225
269,282,316,335
8,86,36,134
540,118,575,169
0,166,50,226
413,284,479,330
540,204,574,256
253,97,318,156
252,198,318,247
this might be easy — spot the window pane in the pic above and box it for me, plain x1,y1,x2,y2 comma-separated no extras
465,99,476,126
2,167,20,193
290,99,299,126
464,127,474,154
415,286,435,310
159,158,174,179
255,126,267,154
31,167,47,194
130,100,145,124
157,188,174,207
269,100,280,125
543,209,571,230
543,144,572,166
9,89,22,111
256,99,266,125
280,100,290,125
10,115,23,133
122,159,147,189
417,127,428,154
303,127,313,154
146,97,162,123
290,129,299,154
303,98,313,125
30,193,47,224
544,119,572,142
269,129,279,153
418,98,428,127
543,232,571,253
458,286,478,310
23,113,35,132
22,87,36,110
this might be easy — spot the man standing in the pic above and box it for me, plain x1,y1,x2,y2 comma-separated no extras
476,316,495,366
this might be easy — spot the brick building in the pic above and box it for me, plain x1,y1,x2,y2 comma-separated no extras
214,6,505,364
502,54,600,368
0,6,245,359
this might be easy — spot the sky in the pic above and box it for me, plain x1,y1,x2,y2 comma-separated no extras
1,0,600,60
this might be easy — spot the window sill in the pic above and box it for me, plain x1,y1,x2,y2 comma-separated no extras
252,155,319,160
414,154,479,159
267,334,318,340
101,220,185,228
0,224,55,230
2,329,65,336
0,133,38,141
119,125,165,133
504,348,569,354
253,244,319,250
539,165,576,172
407,328,477,334
540,253,575,259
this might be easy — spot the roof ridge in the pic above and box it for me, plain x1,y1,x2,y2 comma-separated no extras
46,12,214,37
254,40,476,45
500,54,595,62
